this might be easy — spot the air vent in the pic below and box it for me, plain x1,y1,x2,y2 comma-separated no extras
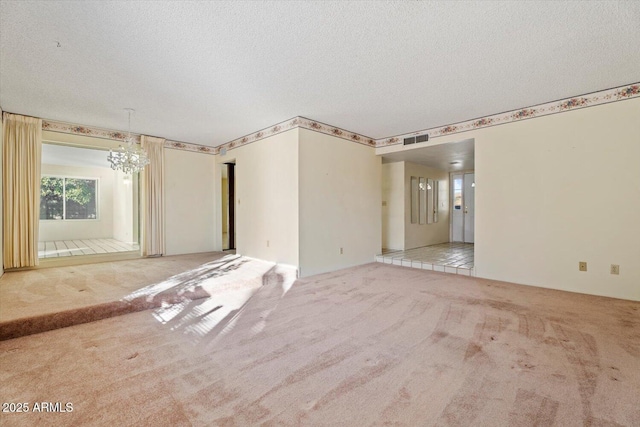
403,134,428,145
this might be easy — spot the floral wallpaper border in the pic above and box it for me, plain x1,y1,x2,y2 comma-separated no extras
41,120,216,155
41,82,639,154
216,116,376,154
41,116,375,155
164,139,216,155
42,120,141,144
376,82,640,146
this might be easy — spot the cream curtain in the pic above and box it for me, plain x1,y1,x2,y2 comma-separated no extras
141,135,165,256
2,113,42,268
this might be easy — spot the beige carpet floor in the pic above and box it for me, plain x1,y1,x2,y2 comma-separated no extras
1,262,639,426
0,252,229,323
0,253,269,340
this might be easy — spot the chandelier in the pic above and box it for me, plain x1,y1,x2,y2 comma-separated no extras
107,108,150,174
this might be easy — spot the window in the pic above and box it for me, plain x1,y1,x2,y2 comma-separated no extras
453,177,463,210
40,176,98,220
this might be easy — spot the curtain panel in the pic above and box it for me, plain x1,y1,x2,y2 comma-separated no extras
141,135,165,256
2,113,42,268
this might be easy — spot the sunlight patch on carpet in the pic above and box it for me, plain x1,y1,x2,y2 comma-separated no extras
121,255,297,343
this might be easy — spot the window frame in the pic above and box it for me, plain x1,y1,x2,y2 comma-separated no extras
40,174,100,221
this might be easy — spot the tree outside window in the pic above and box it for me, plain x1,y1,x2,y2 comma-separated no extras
40,177,97,220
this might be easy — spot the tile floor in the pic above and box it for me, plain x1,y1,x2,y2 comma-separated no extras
376,242,475,276
38,238,140,258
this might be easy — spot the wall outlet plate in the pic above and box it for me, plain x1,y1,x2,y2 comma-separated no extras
611,264,620,275
579,261,587,272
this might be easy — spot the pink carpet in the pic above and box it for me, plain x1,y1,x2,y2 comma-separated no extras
1,262,638,426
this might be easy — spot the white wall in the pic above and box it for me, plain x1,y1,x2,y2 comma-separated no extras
382,162,404,250
216,128,380,276
39,163,114,241
112,169,135,243
377,97,640,301
219,129,300,267
403,162,449,250
164,148,216,255
475,98,640,301
299,128,381,277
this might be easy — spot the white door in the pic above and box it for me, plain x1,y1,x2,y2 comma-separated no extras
451,172,475,243
463,173,475,243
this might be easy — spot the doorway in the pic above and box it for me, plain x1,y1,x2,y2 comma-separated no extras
39,142,140,260
221,162,236,250
451,172,474,243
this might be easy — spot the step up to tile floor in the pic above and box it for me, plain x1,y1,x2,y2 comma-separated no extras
0,254,278,341
375,242,475,277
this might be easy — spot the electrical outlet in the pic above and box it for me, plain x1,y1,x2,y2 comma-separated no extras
340,247,343,255
611,264,620,275
579,261,587,272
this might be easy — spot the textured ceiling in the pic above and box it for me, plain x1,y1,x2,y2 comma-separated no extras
382,139,475,172
1,1,639,147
